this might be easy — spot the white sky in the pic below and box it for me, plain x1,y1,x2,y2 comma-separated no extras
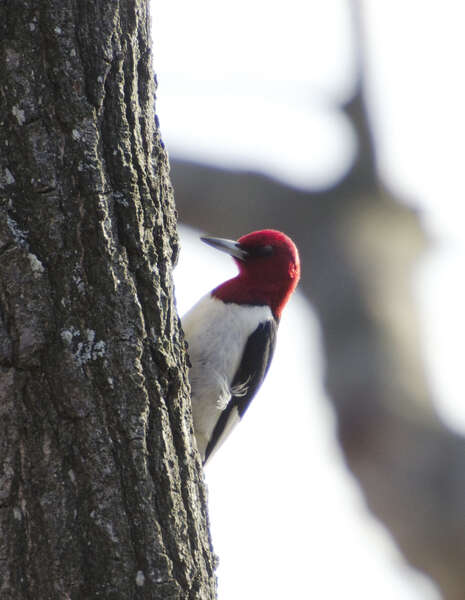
152,1,465,598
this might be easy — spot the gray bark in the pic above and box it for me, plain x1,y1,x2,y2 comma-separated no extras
0,1,216,598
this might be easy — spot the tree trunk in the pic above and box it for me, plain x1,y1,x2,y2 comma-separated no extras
0,1,216,598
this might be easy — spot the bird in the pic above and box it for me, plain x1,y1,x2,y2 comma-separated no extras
182,229,300,464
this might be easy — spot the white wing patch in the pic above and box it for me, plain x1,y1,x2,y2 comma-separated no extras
230,375,251,398
210,368,232,410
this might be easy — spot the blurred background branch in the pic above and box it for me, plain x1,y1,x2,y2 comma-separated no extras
156,0,465,597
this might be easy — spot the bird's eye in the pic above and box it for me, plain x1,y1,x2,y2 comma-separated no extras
246,245,274,258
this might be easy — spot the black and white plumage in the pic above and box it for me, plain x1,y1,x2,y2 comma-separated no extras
183,297,277,462
182,229,300,464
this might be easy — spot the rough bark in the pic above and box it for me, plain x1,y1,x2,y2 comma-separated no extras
0,1,216,598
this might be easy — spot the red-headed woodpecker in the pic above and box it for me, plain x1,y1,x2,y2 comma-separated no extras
182,229,300,464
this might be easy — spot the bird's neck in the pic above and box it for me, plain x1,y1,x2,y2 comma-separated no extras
212,274,295,319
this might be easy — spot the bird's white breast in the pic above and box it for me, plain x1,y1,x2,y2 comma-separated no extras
182,295,272,459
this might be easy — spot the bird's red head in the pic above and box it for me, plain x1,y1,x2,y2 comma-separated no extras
202,229,300,319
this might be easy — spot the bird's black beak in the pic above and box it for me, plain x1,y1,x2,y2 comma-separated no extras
201,236,249,261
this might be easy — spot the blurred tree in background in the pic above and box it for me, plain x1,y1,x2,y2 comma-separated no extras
171,3,465,599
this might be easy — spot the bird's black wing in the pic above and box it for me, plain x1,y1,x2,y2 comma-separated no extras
204,318,277,463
